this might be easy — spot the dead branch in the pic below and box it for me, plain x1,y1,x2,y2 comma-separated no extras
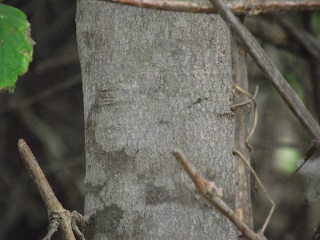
172,148,266,240
208,0,320,144
231,31,253,228
233,150,275,235
100,0,320,15
18,139,88,240
232,85,259,152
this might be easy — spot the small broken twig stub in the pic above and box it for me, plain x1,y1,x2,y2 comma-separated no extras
18,139,89,240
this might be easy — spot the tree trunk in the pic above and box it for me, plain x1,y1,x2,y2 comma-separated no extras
76,1,238,239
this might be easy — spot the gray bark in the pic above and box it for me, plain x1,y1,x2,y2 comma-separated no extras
76,1,237,239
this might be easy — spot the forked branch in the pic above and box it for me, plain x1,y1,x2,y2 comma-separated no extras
208,0,320,143
18,139,89,240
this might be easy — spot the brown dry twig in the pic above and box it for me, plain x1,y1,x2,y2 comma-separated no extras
231,27,253,228
208,0,320,140
18,139,89,240
231,85,259,152
230,86,274,235
100,0,320,15
233,150,275,235
172,148,266,240
208,0,320,176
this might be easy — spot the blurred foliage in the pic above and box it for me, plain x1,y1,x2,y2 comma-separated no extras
311,12,320,37
281,51,305,102
286,72,304,102
274,147,301,174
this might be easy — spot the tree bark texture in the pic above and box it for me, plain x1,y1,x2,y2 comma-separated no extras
231,34,253,228
76,1,237,239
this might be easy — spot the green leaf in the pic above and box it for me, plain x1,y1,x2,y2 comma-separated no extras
0,4,34,92
311,12,320,37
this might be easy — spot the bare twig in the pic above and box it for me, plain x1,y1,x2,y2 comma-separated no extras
172,148,265,240
71,211,90,240
232,84,259,204
273,16,320,174
246,15,320,175
16,107,84,204
18,139,64,215
233,150,275,235
18,139,88,240
43,214,61,240
100,0,320,15
231,32,253,228
290,140,320,178
234,85,258,152
208,0,320,145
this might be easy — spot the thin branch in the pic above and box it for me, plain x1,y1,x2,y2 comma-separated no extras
234,85,259,152
18,139,64,214
208,0,320,143
172,148,265,240
43,214,61,240
231,84,259,210
233,150,275,235
231,85,258,149
290,140,320,178
272,16,320,174
100,0,320,15
231,31,253,228
18,139,87,240
246,15,320,174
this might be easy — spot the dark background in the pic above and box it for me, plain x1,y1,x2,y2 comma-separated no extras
1,1,84,239
1,1,320,239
